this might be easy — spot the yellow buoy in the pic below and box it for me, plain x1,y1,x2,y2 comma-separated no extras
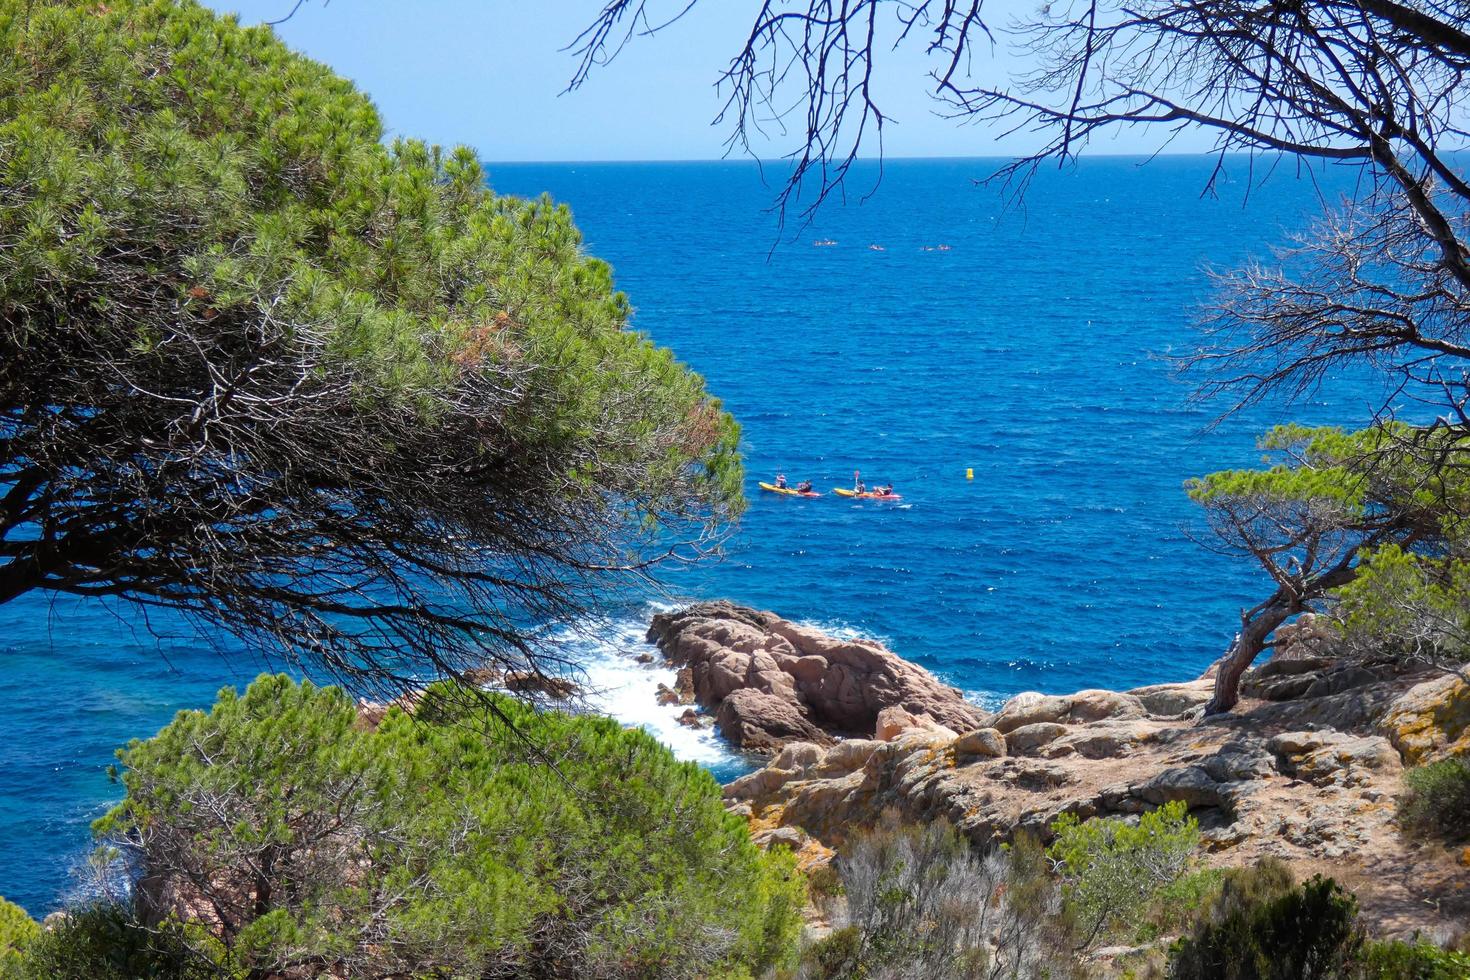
966,468,974,480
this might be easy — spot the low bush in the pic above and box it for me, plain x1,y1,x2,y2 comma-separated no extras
1135,868,1227,943
1356,938,1470,979
11,904,228,980
799,813,1079,980
1048,800,1200,949
1168,868,1363,979
1397,756,1470,842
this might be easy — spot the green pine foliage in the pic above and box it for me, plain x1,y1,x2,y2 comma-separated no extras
90,675,802,978
0,0,741,684
1047,800,1200,949
0,0,739,494
0,898,37,974
9,904,231,980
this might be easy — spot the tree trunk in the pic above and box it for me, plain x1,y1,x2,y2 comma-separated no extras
1203,598,1297,716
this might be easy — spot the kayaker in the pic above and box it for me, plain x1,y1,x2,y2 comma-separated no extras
853,470,865,494
877,484,894,497
796,479,813,494
774,473,788,489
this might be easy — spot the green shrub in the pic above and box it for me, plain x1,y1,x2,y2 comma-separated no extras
1398,757,1470,842
14,904,231,980
0,899,37,977
800,925,865,980
90,674,802,979
1357,938,1470,979
1168,870,1363,979
1048,800,1200,949
1136,868,1227,943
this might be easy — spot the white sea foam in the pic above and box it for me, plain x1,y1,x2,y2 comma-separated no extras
547,610,748,774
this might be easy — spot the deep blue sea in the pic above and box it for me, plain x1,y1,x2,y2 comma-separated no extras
0,156,1383,915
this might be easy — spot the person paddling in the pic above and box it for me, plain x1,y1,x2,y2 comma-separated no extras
774,473,788,489
852,470,865,494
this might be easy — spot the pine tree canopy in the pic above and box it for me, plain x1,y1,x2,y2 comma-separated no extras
0,0,742,688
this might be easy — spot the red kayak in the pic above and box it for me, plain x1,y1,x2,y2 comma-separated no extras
833,488,902,501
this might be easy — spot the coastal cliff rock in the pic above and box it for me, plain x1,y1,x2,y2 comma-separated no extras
646,601,986,751
702,609,1469,937
1378,672,1470,764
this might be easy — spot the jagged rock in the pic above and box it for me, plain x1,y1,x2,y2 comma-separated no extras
1245,659,1389,703
1255,655,1337,678
715,689,832,752
1006,722,1071,755
1002,759,1074,790
1303,665,1388,699
635,652,654,665
954,727,1007,760
1378,673,1470,764
460,665,503,687
1271,613,1341,662
355,690,422,730
674,667,696,703
647,602,985,750
677,708,702,728
1243,671,1320,702
709,619,1464,940
654,684,680,706
503,671,577,699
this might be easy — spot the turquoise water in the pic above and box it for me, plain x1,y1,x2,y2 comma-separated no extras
0,156,1376,914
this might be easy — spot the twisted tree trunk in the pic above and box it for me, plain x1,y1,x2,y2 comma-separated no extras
1204,596,1299,716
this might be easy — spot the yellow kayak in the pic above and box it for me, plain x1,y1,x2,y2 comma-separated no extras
759,482,821,498
834,487,902,500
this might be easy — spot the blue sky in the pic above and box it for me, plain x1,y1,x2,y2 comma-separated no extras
206,1,1209,162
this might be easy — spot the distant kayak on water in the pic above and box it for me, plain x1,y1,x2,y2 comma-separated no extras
834,488,903,501
759,482,822,498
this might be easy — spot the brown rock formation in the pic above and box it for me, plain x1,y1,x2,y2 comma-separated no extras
646,601,986,751
723,658,1470,939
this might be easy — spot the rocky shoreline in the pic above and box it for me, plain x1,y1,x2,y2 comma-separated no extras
645,601,986,750
643,602,1470,939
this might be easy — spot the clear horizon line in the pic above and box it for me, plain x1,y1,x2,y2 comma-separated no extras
478,149,1273,166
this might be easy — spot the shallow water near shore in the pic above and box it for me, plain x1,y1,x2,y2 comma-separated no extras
0,156,1382,914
